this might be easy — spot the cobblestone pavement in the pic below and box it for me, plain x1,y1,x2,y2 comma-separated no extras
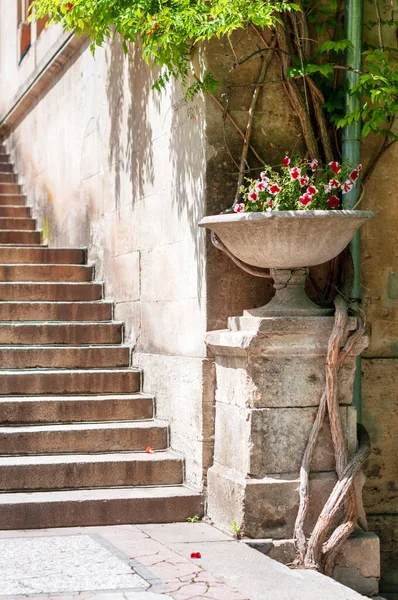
0,524,249,600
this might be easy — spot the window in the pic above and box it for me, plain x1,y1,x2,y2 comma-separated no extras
18,0,32,62
18,0,48,63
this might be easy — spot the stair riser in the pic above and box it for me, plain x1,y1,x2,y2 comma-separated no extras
0,174,17,183
0,207,30,218
0,248,86,264
0,265,93,282
0,324,122,345
0,283,103,301
0,184,21,194
0,165,14,173
0,459,183,490
0,346,129,369
0,196,26,206
0,397,152,424
0,427,167,454
0,219,35,231
0,495,204,529
0,303,112,322
0,370,139,395
0,231,41,244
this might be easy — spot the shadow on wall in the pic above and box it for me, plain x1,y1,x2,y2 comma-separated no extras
106,36,159,207
169,79,206,306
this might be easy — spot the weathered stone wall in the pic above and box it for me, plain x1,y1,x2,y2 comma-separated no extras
359,4,398,586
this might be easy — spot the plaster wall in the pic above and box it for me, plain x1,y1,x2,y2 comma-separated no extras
0,17,213,489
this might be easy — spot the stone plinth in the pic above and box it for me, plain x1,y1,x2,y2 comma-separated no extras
206,314,358,538
206,313,380,594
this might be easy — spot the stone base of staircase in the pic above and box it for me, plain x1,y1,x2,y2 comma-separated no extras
0,143,203,529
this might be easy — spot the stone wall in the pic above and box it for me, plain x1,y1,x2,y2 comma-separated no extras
360,4,398,585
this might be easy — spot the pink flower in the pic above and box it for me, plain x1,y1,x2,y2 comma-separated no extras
268,183,281,195
329,179,340,189
267,197,273,208
255,181,267,192
234,203,245,213
248,190,259,201
342,180,353,193
290,167,301,180
327,195,340,208
329,161,341,175
349,169,359,182
299,193,312,206
190,552,202,559
299,175,309,187
310,158,318,171
307,185,318,195
324,184,332,194
283,156,291,168
357,163,362,171
260,172,270,184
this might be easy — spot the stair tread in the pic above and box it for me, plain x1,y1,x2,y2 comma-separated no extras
0,367,138,373
0,420,166,433
0,321,121,325
0,282,99,285
0,301,110,305
0,393,153,402
0,485,202,503
0,450,180,466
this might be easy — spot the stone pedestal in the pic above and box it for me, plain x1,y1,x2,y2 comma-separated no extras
206,312,380,593
206,313,359,538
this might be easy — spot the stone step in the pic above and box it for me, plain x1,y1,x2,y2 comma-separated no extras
0,206,30,218
0,264,93,282
0,394,153,424
0,486,204,529
0,420,167,454
0,345,129,368
0,322,122,345
0,164,14,173
0,218,35,230
0,230,41,244
0,247,86,264
0,451,183,490
0,282,103,301
0,301,112,321
0,195,26,206
0,368,140,395
0,183,21,194
0,173,17,183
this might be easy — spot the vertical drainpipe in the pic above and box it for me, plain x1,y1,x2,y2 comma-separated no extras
342,0,363,421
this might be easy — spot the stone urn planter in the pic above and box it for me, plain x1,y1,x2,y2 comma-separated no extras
199,210,375,316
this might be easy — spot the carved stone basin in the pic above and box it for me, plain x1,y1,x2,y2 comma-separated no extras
199,210,375,316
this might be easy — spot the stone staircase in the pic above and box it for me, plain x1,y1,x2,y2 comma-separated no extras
0,143,203,529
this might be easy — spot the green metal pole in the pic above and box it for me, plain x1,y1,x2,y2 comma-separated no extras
342,0,363,422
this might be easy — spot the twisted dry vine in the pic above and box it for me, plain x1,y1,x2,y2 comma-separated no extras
293,295,371,573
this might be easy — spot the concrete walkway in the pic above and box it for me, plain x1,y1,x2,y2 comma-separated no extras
0,522,369,599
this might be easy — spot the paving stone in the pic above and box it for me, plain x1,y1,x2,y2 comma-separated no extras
0,534,148,595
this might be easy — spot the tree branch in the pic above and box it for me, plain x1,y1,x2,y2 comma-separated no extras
234,37,276,205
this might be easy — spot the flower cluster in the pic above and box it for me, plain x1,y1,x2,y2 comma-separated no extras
236,157,361,213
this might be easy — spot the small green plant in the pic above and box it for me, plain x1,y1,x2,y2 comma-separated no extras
230,521,242,539
186,515,200,523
